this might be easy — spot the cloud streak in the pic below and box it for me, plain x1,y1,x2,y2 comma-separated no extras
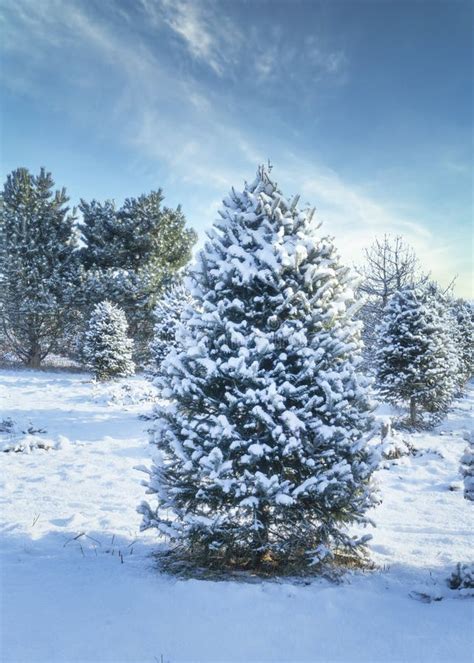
1,0,470,295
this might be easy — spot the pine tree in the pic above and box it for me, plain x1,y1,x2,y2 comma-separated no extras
375,284,457,426
139,167,377,572
81,301,135,381
0,168,79,367
79,192,196,362
450,299,473,391
460,435,474,502
149,279,193,375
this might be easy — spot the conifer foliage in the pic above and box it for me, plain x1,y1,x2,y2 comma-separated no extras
79,192,196,362
82,301,135,381
460,436,474,502
149,280,193,375
375,285,457,426
450,299,473,391
140,167,377,571
0,168,79,367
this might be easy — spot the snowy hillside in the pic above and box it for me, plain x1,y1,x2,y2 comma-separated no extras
1,368,472,663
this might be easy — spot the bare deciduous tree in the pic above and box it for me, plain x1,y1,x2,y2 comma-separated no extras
359,235,426,308
357,235,428,359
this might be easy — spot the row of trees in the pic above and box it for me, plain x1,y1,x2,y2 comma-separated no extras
147,240,473,429
0,168,196,367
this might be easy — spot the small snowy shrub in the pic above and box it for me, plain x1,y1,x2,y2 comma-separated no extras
448,563,474,595
0,417,15,433
2,435,59,453
0,418,57,453
378,418,414,460
375,285,457,427
139,166,378,573
82,301,135,381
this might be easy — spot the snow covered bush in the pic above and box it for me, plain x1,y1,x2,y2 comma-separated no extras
139,166,378,573
0,417,58,453
375,284,457,427
448,563,474,595
81,301,135,381
377,418,414,461
149,280,193,376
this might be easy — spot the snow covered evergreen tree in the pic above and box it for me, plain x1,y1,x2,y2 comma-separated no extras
139,167,377,572
450,299,473,391
82,301,135,381
0,168,79,367
149,279,193,375
375,284,457,426
79,192,196,362
460,435,474,501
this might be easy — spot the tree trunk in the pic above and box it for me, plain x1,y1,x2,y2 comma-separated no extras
410,396,417,427
253,504,270,567
26,341,42,368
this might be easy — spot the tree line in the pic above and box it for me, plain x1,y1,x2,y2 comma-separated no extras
0,167,196,368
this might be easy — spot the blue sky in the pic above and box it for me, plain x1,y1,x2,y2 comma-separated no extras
1,0,472,295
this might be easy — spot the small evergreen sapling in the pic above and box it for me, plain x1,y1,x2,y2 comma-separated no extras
82,302,135,381
139,167,377,572
448,563,474,594
460,434,474,501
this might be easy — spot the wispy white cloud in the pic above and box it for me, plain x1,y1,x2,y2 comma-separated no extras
1,0,470,295
138,0,348,83
267,155,462,291
304,35,347,75
139,0,242,76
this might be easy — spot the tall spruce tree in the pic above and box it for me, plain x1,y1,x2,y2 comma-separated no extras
375,284,457,426
0,168,79,367
79,192,196,362
139,167,377,571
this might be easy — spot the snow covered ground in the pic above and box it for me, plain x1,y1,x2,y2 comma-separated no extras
0,368,472,663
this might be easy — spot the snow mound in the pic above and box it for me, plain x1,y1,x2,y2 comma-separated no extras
93,378,157,407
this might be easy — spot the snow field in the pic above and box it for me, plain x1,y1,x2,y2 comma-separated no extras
0,369,473,662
